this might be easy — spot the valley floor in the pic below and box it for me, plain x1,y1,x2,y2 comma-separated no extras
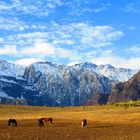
0,105,140,140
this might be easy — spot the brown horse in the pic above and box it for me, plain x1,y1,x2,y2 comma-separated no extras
41,117,53,124
81,119,87,128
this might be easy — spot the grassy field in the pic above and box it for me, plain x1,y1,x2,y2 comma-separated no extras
0,104,140,140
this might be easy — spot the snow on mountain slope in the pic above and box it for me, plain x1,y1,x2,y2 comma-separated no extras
0,77,18,84
32,62,63,76
73,62,138,82
0,60,25,77
0,59,137,82
97,64,138,82
0,90,10,98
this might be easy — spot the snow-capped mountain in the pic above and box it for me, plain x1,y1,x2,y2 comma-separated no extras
0,60,43,105
0,60,25,77
0,60,138,106
73,62,138,82
23,62,112,106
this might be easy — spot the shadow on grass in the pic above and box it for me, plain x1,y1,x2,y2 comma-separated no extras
88,125,115,128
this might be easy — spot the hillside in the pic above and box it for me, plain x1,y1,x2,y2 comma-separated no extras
108,71,140,103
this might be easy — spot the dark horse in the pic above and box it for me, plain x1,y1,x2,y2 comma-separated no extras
82,119,87,128
38,118,44,127
8,119,17,127
41,117,53,124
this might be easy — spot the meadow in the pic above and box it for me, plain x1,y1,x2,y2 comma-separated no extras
0,104,140,140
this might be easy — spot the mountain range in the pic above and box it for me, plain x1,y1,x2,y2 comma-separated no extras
0,59,139,106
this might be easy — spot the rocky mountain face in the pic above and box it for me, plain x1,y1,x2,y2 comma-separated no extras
23,62,112,106
108,71,140,103
0,60,138,106
84,93,109,105
0,75,44,105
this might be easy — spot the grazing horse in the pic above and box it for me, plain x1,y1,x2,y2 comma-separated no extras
41,117,53,124
82,119,87,128
38,118,44,127
8,119,17,127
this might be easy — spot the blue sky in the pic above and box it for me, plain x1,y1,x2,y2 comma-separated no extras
0,0,140,69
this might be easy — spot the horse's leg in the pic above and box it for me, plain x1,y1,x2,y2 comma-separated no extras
8,120,10,126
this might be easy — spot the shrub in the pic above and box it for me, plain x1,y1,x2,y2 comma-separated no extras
112,101,140,107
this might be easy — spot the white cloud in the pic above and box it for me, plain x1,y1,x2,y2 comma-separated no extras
74,24,124,47
55,48,72,57
3,23,124,50
65,1,111,16
124,2,140,14
14,58,44,66
0,39,80,62
52,39,74,45
21,42,55,55
86,50,140,69
0,41,56,57
0,38,4,43
0,22,125,68
15,49,140,69
0,0,64,17
93,3,111,13
64,48,140,69
1,41,140,69
126,45,140,52
0,46,17,55
0,17,26,30
17,32,49,39
128,26,136,30
48,23,124,48
55,47,81,62
0,0,20,11
124,57,140,69
91,56,140,69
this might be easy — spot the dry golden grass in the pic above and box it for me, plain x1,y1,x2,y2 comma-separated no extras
0,104,140,140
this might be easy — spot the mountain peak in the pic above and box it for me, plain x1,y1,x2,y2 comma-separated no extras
101,64,115,69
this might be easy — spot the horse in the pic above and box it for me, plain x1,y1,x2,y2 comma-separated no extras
38,118,44,127
41,117,53,124
8,119,17,127
81,119,87,128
